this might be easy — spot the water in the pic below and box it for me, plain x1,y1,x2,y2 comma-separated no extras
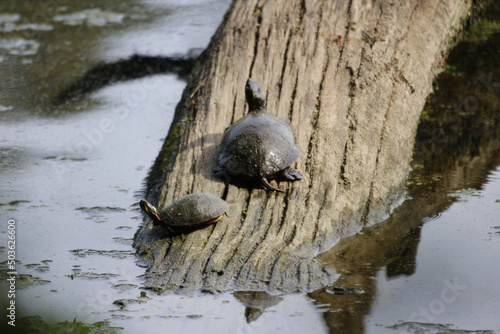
1,1,499,333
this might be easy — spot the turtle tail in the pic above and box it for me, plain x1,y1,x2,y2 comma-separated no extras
260,177,285,193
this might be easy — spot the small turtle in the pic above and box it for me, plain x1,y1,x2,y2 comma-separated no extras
213,78,303,192
140,193,229,233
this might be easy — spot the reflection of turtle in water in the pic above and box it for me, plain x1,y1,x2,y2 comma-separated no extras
140,193,228,233
233,291,283,323
213,79,303,192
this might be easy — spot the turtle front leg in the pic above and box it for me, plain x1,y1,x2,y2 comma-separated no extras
280,167,303,181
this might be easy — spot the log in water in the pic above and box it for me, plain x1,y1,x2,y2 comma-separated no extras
135,0,480,293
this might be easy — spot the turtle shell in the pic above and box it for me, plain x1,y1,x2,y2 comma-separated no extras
158,193,229,230
218,110,300,179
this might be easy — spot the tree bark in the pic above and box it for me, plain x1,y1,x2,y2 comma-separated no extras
135,0,475,293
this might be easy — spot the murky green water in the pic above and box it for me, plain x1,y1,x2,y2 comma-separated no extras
1,1,499,333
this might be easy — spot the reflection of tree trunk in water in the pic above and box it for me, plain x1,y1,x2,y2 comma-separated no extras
310,144,500,333
134,0,487,293
308,9,500,330
52,55,195,105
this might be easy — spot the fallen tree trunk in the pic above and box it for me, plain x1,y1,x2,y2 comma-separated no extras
135,0,478,293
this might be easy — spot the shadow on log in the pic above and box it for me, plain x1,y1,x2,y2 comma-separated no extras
134,0,486,294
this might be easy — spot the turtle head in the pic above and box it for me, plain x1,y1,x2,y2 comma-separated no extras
245,78,266,111
140,200,162,226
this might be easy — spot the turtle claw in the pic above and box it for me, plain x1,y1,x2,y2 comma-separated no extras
281,167,303,181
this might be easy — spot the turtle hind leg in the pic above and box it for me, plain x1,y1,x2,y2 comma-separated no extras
213,166,231,186
260,177,285,193
213,166,231,199
281,167,303,181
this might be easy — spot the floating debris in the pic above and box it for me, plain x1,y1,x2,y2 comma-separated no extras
53,8,125,26
326,286,365,295
0,200,30,206
76,206,126,213
387,321,494,333
0,22,53,32
59,157,87,161
491,226,500,236
110,314,133,320
186,314,203,319
112,283,138,291
113,298,138,309
113,237,133,244
17,274,51,288
25,263,50,273
43,155,87,162
67,271,120,280
0,38,40,55
0,105,13,111
116,226,132,230
448,188,483,198
70,248,134,259
0,13,20,23
16,316,124,333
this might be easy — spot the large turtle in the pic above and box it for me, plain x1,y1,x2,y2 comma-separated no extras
213,78,303,192
140,193,229,233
